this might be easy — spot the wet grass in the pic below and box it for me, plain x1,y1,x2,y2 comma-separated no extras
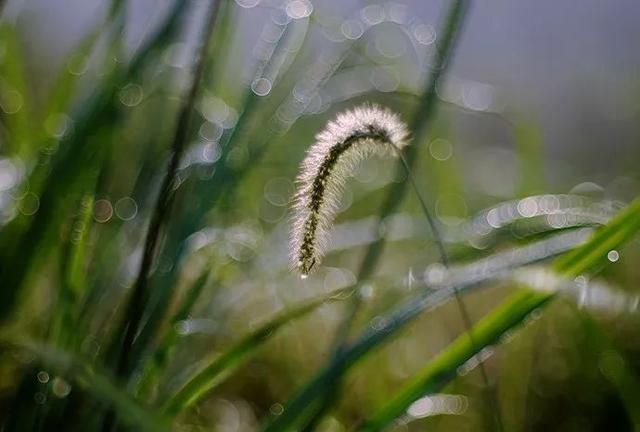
0,1,639,431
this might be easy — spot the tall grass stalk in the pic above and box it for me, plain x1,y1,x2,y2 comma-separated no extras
102,1,222,430
293,0,474,429
111,0,221,382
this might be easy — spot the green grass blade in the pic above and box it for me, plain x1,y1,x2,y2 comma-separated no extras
109,0,223,394
137,269,212,398
55,194,96,350
358,198,640,431
0,0,189,322
355,0,469,282
260,229,587,431
162,286,354,417
579,315,640,430
126,0,236,372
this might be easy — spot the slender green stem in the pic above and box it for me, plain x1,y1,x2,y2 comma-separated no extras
161,286,354,416
357,0,469,282
397,150,503,431
296,1,472,429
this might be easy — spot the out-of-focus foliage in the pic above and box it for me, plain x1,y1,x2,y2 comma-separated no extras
0,1,639,431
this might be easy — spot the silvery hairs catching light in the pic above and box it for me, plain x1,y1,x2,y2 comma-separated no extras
291,104,409,277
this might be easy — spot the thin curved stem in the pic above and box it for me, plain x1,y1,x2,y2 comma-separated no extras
397,150,503,432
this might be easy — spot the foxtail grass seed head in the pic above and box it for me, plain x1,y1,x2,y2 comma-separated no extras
291,104,409,277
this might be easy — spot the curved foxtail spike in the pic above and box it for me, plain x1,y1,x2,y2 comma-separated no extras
291,104,409,277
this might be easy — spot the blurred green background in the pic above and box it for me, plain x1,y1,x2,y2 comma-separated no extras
0,0,639,431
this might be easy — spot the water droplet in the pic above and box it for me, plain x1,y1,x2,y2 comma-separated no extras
52,377,71,398
360,4,385,25
286,0,313,19
18,193,39,215
115,197,138,221
93,199,113,223
341,19,364,40
413,23,436,45
235,0,260,8
119,83,144,107
0,89,23,114
270,403,284,415
44,113,71,139
251,78,272,96
36,371,50,384
429,138,453,161
67,53,90,75
264,177,293,207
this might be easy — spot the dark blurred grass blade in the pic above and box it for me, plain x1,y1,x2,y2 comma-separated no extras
125,0,236,372
577,313,640,430
356,0,469,282
137,269,212,398
357,198,640,431
0,23,32,157
260,229,588,431
0,337,170,432
131,9,310,372
108,0,223,393
0,0,189,322
161,286,354,417
55,194,95,350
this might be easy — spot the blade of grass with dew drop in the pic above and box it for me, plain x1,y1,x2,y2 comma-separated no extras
260,228,589,431
0,337,170,432
491,271,640,431
357,198,640,431
161,286,355,417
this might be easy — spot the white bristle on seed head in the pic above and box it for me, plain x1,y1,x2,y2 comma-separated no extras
290,104,409,276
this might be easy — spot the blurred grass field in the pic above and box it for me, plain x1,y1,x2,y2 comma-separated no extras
0,0,640,431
